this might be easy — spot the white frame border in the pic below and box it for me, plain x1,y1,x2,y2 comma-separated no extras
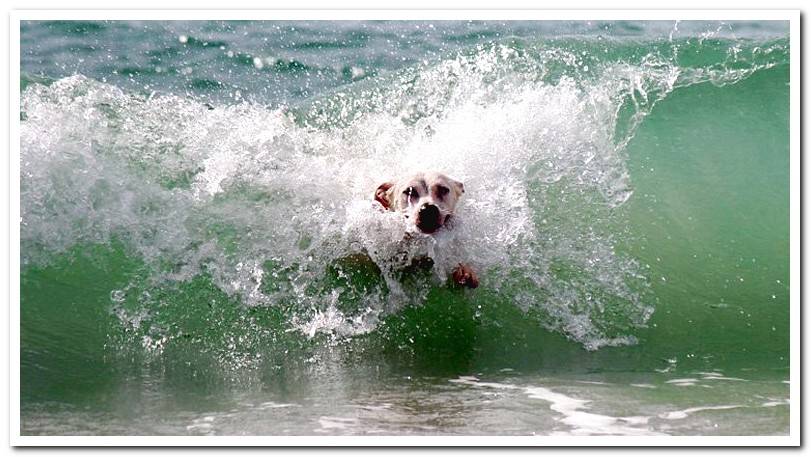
9,9,801,447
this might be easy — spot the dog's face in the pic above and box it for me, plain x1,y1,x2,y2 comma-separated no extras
374,172,465,234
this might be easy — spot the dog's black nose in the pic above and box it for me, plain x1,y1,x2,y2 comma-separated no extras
416,204,441,233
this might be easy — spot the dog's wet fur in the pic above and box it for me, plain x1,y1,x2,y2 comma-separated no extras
374,172,478,288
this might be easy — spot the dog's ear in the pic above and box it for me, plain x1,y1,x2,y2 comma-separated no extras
450,178,465,196
374,182,395,210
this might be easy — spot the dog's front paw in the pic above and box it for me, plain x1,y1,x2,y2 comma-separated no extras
452,263,479,289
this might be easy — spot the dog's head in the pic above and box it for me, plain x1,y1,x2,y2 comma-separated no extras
374,172,465,234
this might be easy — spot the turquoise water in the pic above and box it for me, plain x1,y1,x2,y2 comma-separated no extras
20,20,790,436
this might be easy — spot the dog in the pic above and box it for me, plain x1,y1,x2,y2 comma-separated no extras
373,171,479,288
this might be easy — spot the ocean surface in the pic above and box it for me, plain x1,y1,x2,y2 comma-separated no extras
19,20,790,436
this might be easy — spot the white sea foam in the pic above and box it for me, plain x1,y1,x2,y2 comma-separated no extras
316,416,359,432
658,405,744,420
450,376,660,436
21,43,713,349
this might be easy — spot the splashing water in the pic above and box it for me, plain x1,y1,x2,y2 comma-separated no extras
20,37,786,351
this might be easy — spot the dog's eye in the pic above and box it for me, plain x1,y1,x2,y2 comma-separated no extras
435,185,450,197
403,187,418,198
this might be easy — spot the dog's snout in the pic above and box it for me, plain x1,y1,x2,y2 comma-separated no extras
419,203,439,217
416,204,441,233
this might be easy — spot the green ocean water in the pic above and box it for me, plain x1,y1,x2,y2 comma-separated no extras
20,20,790,436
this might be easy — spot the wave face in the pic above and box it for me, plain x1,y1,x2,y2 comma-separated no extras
20,21,790,383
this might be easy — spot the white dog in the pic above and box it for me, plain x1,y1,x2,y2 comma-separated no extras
373,171,478,288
